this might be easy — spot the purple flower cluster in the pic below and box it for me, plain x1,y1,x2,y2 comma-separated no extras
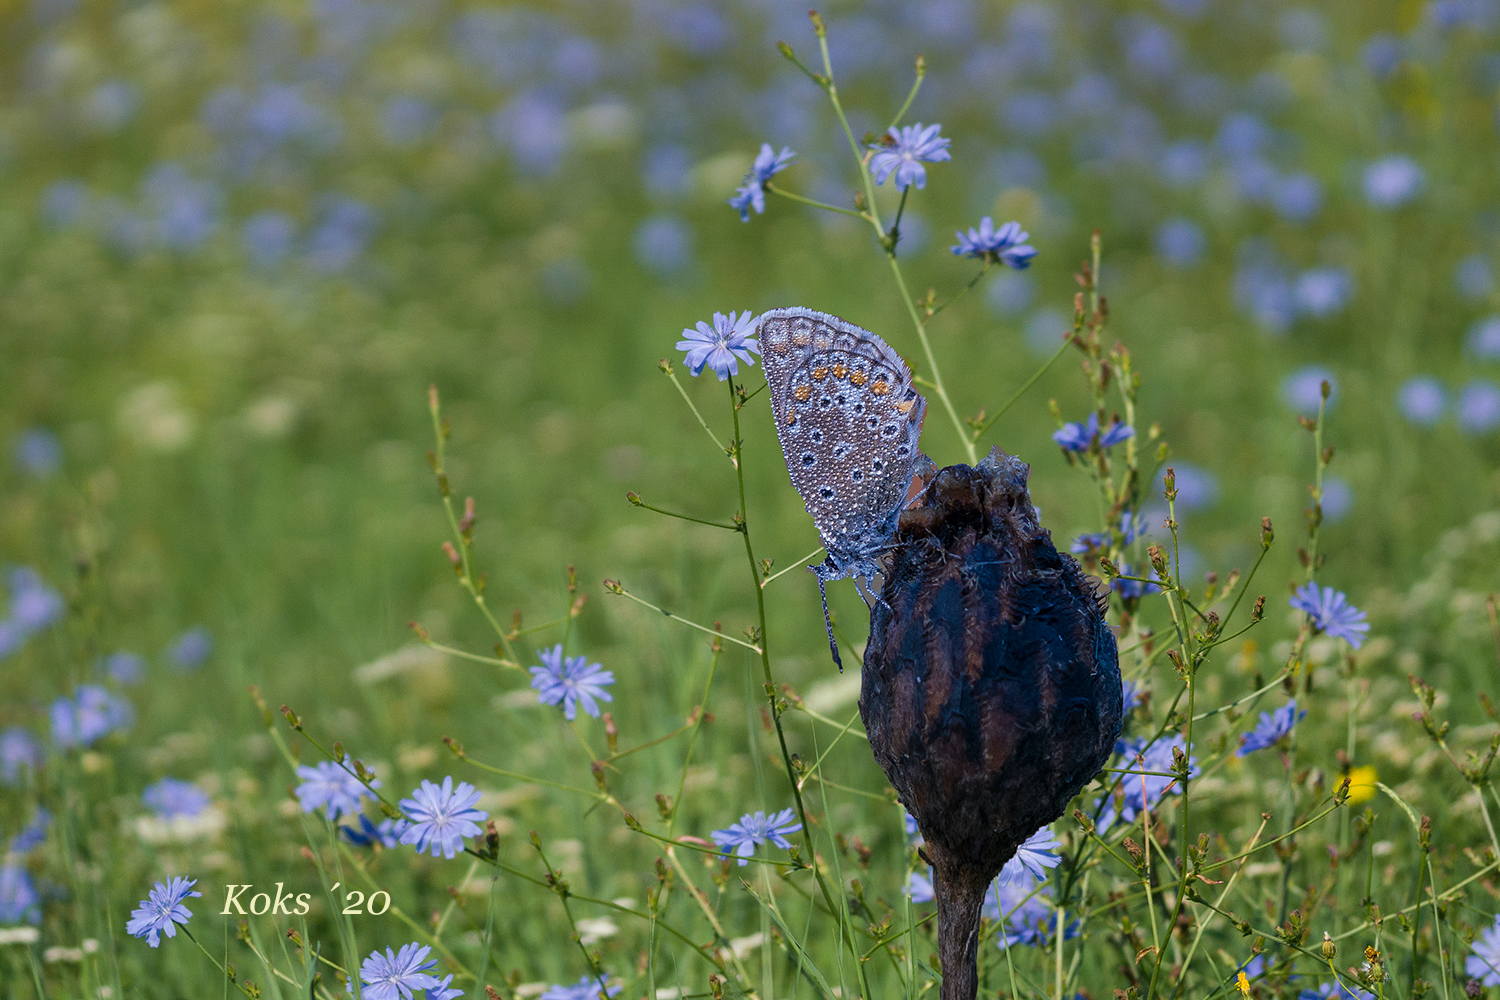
50,686,134,749
0,568,65,660
1053,413,1134,452
728,144,795,222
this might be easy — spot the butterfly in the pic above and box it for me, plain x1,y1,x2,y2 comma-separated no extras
756,307,933,668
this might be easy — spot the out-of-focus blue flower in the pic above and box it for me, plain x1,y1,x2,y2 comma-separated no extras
1283,366,1337,413
540,975,622,1000
82,79,138,132
347,942,441,998
295,756,375,820
1235,261,1296,334
105,651,145,685
906,870,934,903
951,218,1035,268
143,163,220,252
1364,156,1424,208
14,428,61,476
1054,413,1133,452
143,778,210,819
1098,736,1198,831
1062,72,1119,120
0,728,41,785
0,864,41,925
1072,511,1149,554
1158,140,1207,187
643,144,693,200
305,196,375,274
1230,157,1279,203
243,211,297,268
1001,91,1055,138
1122,678,1145,709
9,568,63,632
1290,583,1370,648
10,808,49,853
1295,268,1352,318
126,877,200,947
998,827,1061,885
51,686,133,748
1456,256,1494,301
1458,380,1500,434
1297,982,1374,1000
1397,377,1447,426
904,810,920,841
1159,464,1218,511
1155,218,1204,268
166,626,212,670
989,874,1076,948
1121,17,1181,80
1111,561,1161,601
399,776,488,859
1467,913,1500,986
339,814,406,849
0,621,25,659
1217,112,1269,158
986,271,1034,317
633,215,692,275
728,143,794,222
1273,173,1323,222
1469,317,1500,359
1427,0,1498,30
1321,476,1353,523
674,312,759,383
869,123,951,190
491,90,567,175
1363,35,1403,77
1159,0,1209,17
1025,308,1069,355
710,808,802,866
1237,699,1306,756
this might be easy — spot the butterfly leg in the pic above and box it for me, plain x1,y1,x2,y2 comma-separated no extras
816,575,845,673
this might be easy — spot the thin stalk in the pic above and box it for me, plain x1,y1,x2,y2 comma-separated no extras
972,335,1072,442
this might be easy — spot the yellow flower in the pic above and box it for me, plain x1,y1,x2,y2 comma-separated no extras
1237,970,1251,997
1347,765,1378,804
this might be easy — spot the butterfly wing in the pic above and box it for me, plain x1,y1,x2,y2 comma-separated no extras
758,307,927,576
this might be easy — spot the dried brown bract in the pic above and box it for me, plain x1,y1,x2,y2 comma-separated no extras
860,448,1122,1000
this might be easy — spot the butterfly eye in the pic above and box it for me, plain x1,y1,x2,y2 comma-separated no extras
852,401,865,414
881,422,899,438
819,487,835,500
801,452,816,467
809,429,824,444
850,469,864,482
872,460,885,472
818,395,833,409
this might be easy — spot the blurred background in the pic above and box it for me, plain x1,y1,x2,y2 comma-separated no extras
3,0,1500,987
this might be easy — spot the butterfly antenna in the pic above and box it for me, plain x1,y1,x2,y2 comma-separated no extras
818,577,844,673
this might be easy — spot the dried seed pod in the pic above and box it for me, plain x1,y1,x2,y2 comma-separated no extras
860,448,1121,1000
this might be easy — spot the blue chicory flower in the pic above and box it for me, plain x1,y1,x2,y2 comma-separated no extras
398,776,488,859
1466,913,1500,986
728,143,795,221
1289,583,1370,648
340,814,407,849
950,217,1036,268
1098,736,1198,832
1111,561,1162,600
8,568,64,633
143,778,211,818
9,809,49,854
0,864,42,925
906,870,935,903
0,727,42,784
345,942,442,999
126,876,201,947
675,311,760,382
50,686,134,748
295,756,377,821
1364,155,1424,208
1396,377,1446,427
998,827,1061,885
13,428,61,476
710,807,802,866
167,626,213,670
540,975,623,1000
1237,700,1306,756
869,123,951,190
1053,413,1133,452
530,644,616,720
1457,380,1500,435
